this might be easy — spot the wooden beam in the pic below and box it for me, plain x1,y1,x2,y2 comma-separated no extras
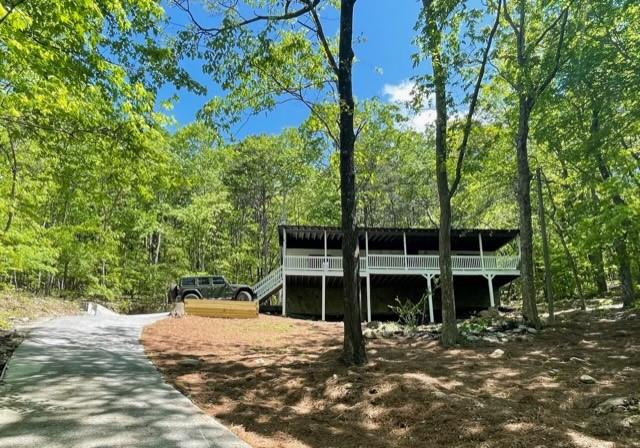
185,299,258,319
366,274,371,322
321,274,326,321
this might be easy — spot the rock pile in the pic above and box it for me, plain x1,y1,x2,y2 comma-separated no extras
363,309,539,344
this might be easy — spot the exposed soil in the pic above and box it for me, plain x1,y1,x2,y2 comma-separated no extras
142,307,640,448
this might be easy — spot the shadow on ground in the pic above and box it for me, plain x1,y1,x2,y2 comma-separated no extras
143,309,640,448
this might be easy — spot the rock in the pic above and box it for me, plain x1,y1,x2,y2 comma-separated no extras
363,329,377,339
596,397,629,415
570,356,587,363
381,330,394,338
367,321,381,329
482,336,501,344
466,335,480,342
579,374,597,384
614,330,630,337
489,349,505,359
479,308,500,319
526,327,538,334
621,415,640,428
178,358,200,368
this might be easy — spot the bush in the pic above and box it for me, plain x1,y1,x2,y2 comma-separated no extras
388,296,424,331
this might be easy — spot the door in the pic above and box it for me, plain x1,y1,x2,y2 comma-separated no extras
196,277,213,298
211,276,229,298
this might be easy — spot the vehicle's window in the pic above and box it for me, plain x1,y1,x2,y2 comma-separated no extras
197,277,211,286
181,278,195,286
212,277,225,285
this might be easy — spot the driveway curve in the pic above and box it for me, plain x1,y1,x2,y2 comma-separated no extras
0,310,249,448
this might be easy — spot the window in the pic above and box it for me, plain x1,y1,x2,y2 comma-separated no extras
197,277,211,286
212,277,226,285
181,278,196,286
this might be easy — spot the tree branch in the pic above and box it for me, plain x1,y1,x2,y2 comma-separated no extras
0,0,27,27
309,7,339,76
501,0,519,35
534,8,569,98
449,1,501,198
172,0,320,36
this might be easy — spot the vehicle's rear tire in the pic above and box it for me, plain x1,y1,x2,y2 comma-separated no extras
236,290,252,301
183,293,200,300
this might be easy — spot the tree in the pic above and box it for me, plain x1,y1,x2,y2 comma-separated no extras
416,0,501,345
173,0,366,364
496,0,570,327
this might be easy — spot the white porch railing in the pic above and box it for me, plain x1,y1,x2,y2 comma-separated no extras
283,254,519,275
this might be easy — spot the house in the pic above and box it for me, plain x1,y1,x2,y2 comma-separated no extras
253,225,521,322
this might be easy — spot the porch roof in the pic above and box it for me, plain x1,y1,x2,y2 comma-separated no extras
279,225,518,252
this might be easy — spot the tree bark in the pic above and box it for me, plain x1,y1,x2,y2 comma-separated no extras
3,136,18,232
535,168,554,322
432,54,458,347
588,250,608,295
516,97,540,328
337,0,366,366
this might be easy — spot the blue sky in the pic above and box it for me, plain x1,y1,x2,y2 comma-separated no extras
158,1,424,138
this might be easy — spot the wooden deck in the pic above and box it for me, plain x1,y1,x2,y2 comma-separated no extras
184,299,258,319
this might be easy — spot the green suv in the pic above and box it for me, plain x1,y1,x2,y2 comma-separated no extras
168,276,256,302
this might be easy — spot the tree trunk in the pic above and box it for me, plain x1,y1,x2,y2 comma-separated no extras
3,137,18,232
613,238,634,308
588,250,608,295
591,107,635,307
432,51,457,346
337,0,365,366
542,173,586,310
535,168,554,322
516,97,541,328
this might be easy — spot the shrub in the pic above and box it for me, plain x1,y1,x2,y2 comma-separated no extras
388,296,424,331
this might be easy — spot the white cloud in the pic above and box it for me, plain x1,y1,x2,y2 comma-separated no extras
382,80,416,104
382,79,436,131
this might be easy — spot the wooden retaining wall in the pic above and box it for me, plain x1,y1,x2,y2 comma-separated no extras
184,299,258,319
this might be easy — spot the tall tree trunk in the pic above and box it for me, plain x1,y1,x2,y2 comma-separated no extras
516,97,540,328
337,0,365,366
3,136,18,232
432,53,457,346
588,251,608,294
543,173,586,310
613,238,634,308
535,168,554,322
591,107,635,307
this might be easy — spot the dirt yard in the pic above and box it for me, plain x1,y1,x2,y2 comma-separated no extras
142,308,639,448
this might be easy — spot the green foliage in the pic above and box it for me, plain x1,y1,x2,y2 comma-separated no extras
388,296,425,331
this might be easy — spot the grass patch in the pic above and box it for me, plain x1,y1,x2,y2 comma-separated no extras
0,291,81,330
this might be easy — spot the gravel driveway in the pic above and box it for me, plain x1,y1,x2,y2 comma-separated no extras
0,310,249,448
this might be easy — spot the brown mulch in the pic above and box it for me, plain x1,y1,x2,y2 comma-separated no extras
142,309,640,448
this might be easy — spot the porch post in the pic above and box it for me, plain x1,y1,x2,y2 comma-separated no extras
427,275,434,323
321,275,326,321
282,229,287,316
322,230,327,321
359,282,362,318
366,274,371,322
487,274,495,308
324,230,328,257
403,231,408,270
